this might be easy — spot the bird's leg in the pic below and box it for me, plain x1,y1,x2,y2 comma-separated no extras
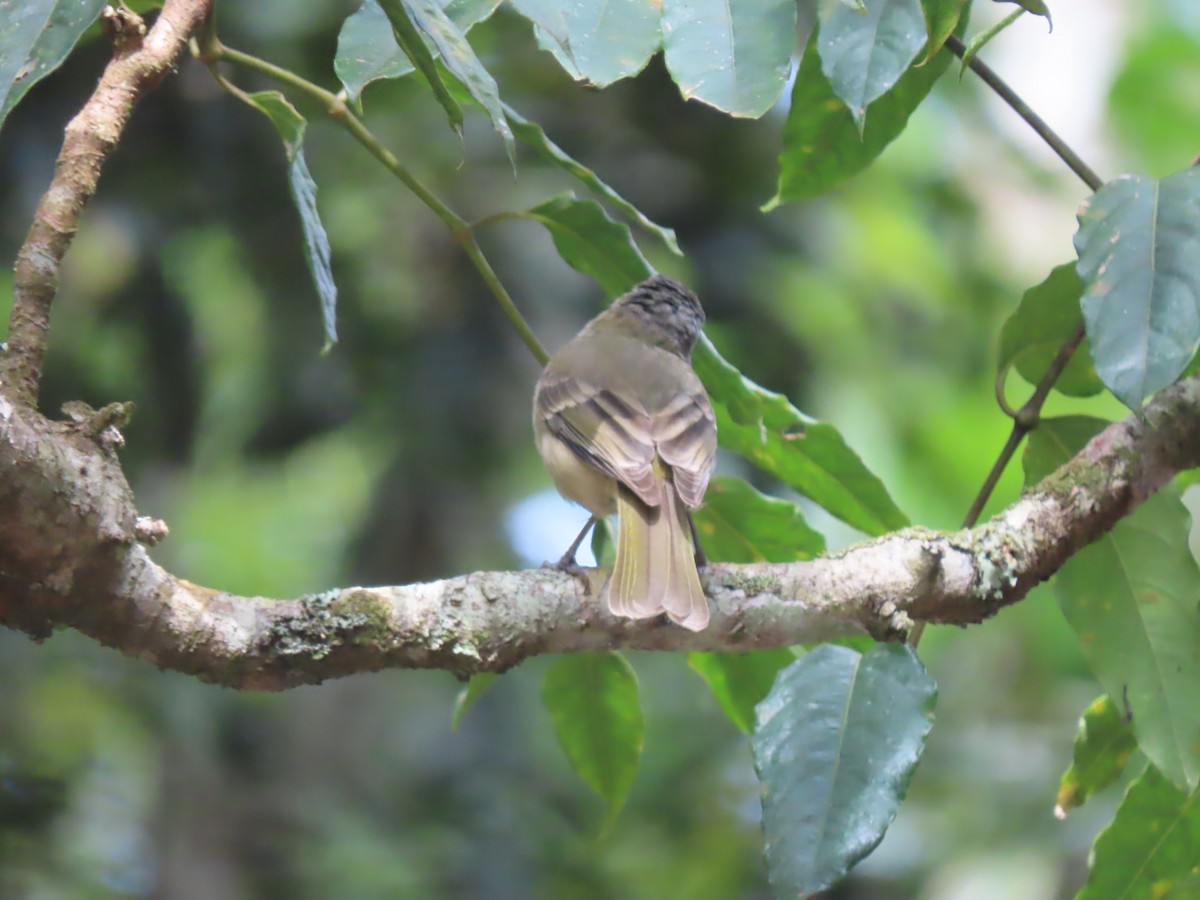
550,515,598,579
686,511,708,568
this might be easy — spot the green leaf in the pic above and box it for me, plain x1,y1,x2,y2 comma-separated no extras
688,649,796,734
753,643,937,896
996,0,1051,29
451,672,498,731
919,0,970,61
0,0,106,134
772,33,951,204
692,476,826,563
1026,417,1200,790
1073,169,1200,410
521,193,653,297
503,104,681,255
377,0,465,140
661,0,795,117
543,652,643,825
1055,695,1138,817
817,0,927,128
958,8,1024,78
997,263,1103,397
245,92,338,349
694,336,909,536
1077,766,1200,900
512,0,660,87
334,0,501,104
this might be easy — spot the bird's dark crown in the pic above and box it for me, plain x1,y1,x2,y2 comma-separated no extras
611,275,706,358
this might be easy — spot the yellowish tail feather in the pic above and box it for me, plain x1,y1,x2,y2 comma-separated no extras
607,483,709,631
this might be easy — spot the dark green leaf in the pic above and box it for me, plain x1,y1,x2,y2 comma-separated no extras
503,104,681,255
1026,417,1200,790
692,476,826,563
689,649,796,734
1074,169,1200,409
521,193,653,297
694,337,909,536
1055,695,1138,817
1077,766,1200,900
245,92,338,349
451,672,498,731
997,263,1103,397
543,652,643,825
772,33,950,204
661,0,795,117
334,0,501,104
512,0,659,87
817,0,927,127
753,643,937,896
919,0,969,61
0,0,107,133
377,0,466,140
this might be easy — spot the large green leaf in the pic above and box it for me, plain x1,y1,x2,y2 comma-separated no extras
503,105,681,255
817,0,927,128
772,33,950,204
688,649,796,734
1074,169,1200,410
919,0,970,61
1055,695,1138,818
334,0,501,104
0,0,106,134
752,643,937,896
512,0,660,87
543,652,643,824
1077,766,1200,900
245,92,338,350
520,193,653,297
693,476,825,564
997,263,1103,397
660,0,795,117
1026,417,1200,791
694,336,909,536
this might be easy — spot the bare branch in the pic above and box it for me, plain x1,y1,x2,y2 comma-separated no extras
0,0,213,407
2,374,1198,689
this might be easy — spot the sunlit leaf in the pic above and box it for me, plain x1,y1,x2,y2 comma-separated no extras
1055,695,1138,817
753,643,936,896
817,0,927,128
661,0,795,117
245,91,338,349
1026,417,1200,790
689,649,796,734
1074,169,1200,409
693,476,825,564
0,0,106,133
543,652,643,824
451,672,498,731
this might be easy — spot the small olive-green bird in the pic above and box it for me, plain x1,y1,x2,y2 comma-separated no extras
532,275,717,631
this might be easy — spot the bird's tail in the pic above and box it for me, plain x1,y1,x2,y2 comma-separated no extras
607,481,709,631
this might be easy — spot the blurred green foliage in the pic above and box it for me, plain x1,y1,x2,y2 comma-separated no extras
1,1,1196,897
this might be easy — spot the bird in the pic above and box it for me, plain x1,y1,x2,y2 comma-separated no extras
532,274,717,631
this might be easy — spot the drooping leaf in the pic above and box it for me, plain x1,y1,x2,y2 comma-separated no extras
753,643,937,896
694,336,909,536
520,193,653,297
0,0,107,134
334,0,501,104
376,0,466,140
1077,766,1200,900
512,0,660,87
543,652,643,825
1025,417,1200,791
996,0,1051,29
1074,169,1200,410
661,0,795,117
919,0,970,61
772,33,951,204
817,0,927,128
997,263,1103,397
451,672,498,731
1055,695,1138,818
692,476,826,564
245,92,338,349
503,104,681,255
689,649,796,734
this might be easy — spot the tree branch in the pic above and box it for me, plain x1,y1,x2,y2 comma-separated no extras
2,372,1198,689
0,0,214,408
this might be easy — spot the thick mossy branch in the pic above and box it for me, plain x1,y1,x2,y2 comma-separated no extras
2,375,1198,689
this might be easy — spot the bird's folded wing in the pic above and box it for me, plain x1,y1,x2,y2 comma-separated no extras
653,388,717,509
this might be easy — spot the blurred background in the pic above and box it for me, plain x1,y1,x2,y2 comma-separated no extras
1,0,1196,896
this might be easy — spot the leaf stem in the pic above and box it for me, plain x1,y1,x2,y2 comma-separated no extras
944,34,1103,192
196,37,548,364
